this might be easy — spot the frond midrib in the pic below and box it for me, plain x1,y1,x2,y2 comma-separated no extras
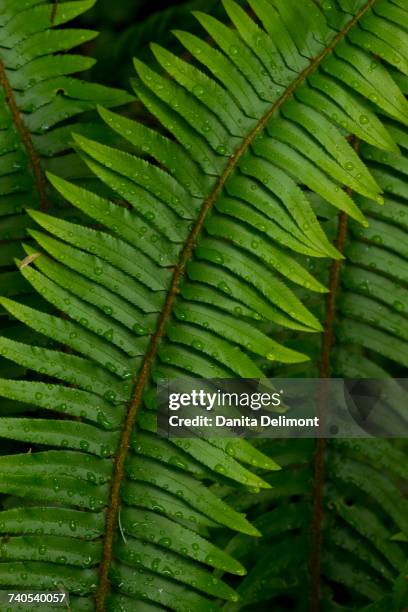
0,59,48,211
96,1,377,608
50,1,58,24
311,132,365,609
310,206,351,610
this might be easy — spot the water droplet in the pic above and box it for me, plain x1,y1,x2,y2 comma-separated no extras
193,84,205,97
158,537,171,547
133,323,147,335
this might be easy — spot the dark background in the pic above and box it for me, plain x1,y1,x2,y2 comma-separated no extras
77,0,225,89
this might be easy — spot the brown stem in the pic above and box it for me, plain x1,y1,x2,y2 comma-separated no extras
310,212,349,612
310,141,359,610
320,212,350,379
51,0,58,24
95,1,375,606
0,61,48,211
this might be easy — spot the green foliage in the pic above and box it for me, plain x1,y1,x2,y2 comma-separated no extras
336,127,408,376
221,437,408,610
0,0,407,610
80,0,244,88
0,0,132,359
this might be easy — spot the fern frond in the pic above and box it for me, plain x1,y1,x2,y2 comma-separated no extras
221,437,408,610
0,0,408,610
0,0,132,354
335,123,408,377
215,0,408,608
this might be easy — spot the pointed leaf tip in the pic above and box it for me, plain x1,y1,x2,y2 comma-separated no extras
46,172,75,199
150,42,161,54
25,209,48,225
45,171,62,190
97,105,112,123
133,58,146,75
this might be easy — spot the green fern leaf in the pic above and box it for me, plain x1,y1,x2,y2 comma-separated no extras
1,0,408,610
214,1,408,608
0,0,132,363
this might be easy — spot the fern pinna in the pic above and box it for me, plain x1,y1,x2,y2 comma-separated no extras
0,0,407,611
